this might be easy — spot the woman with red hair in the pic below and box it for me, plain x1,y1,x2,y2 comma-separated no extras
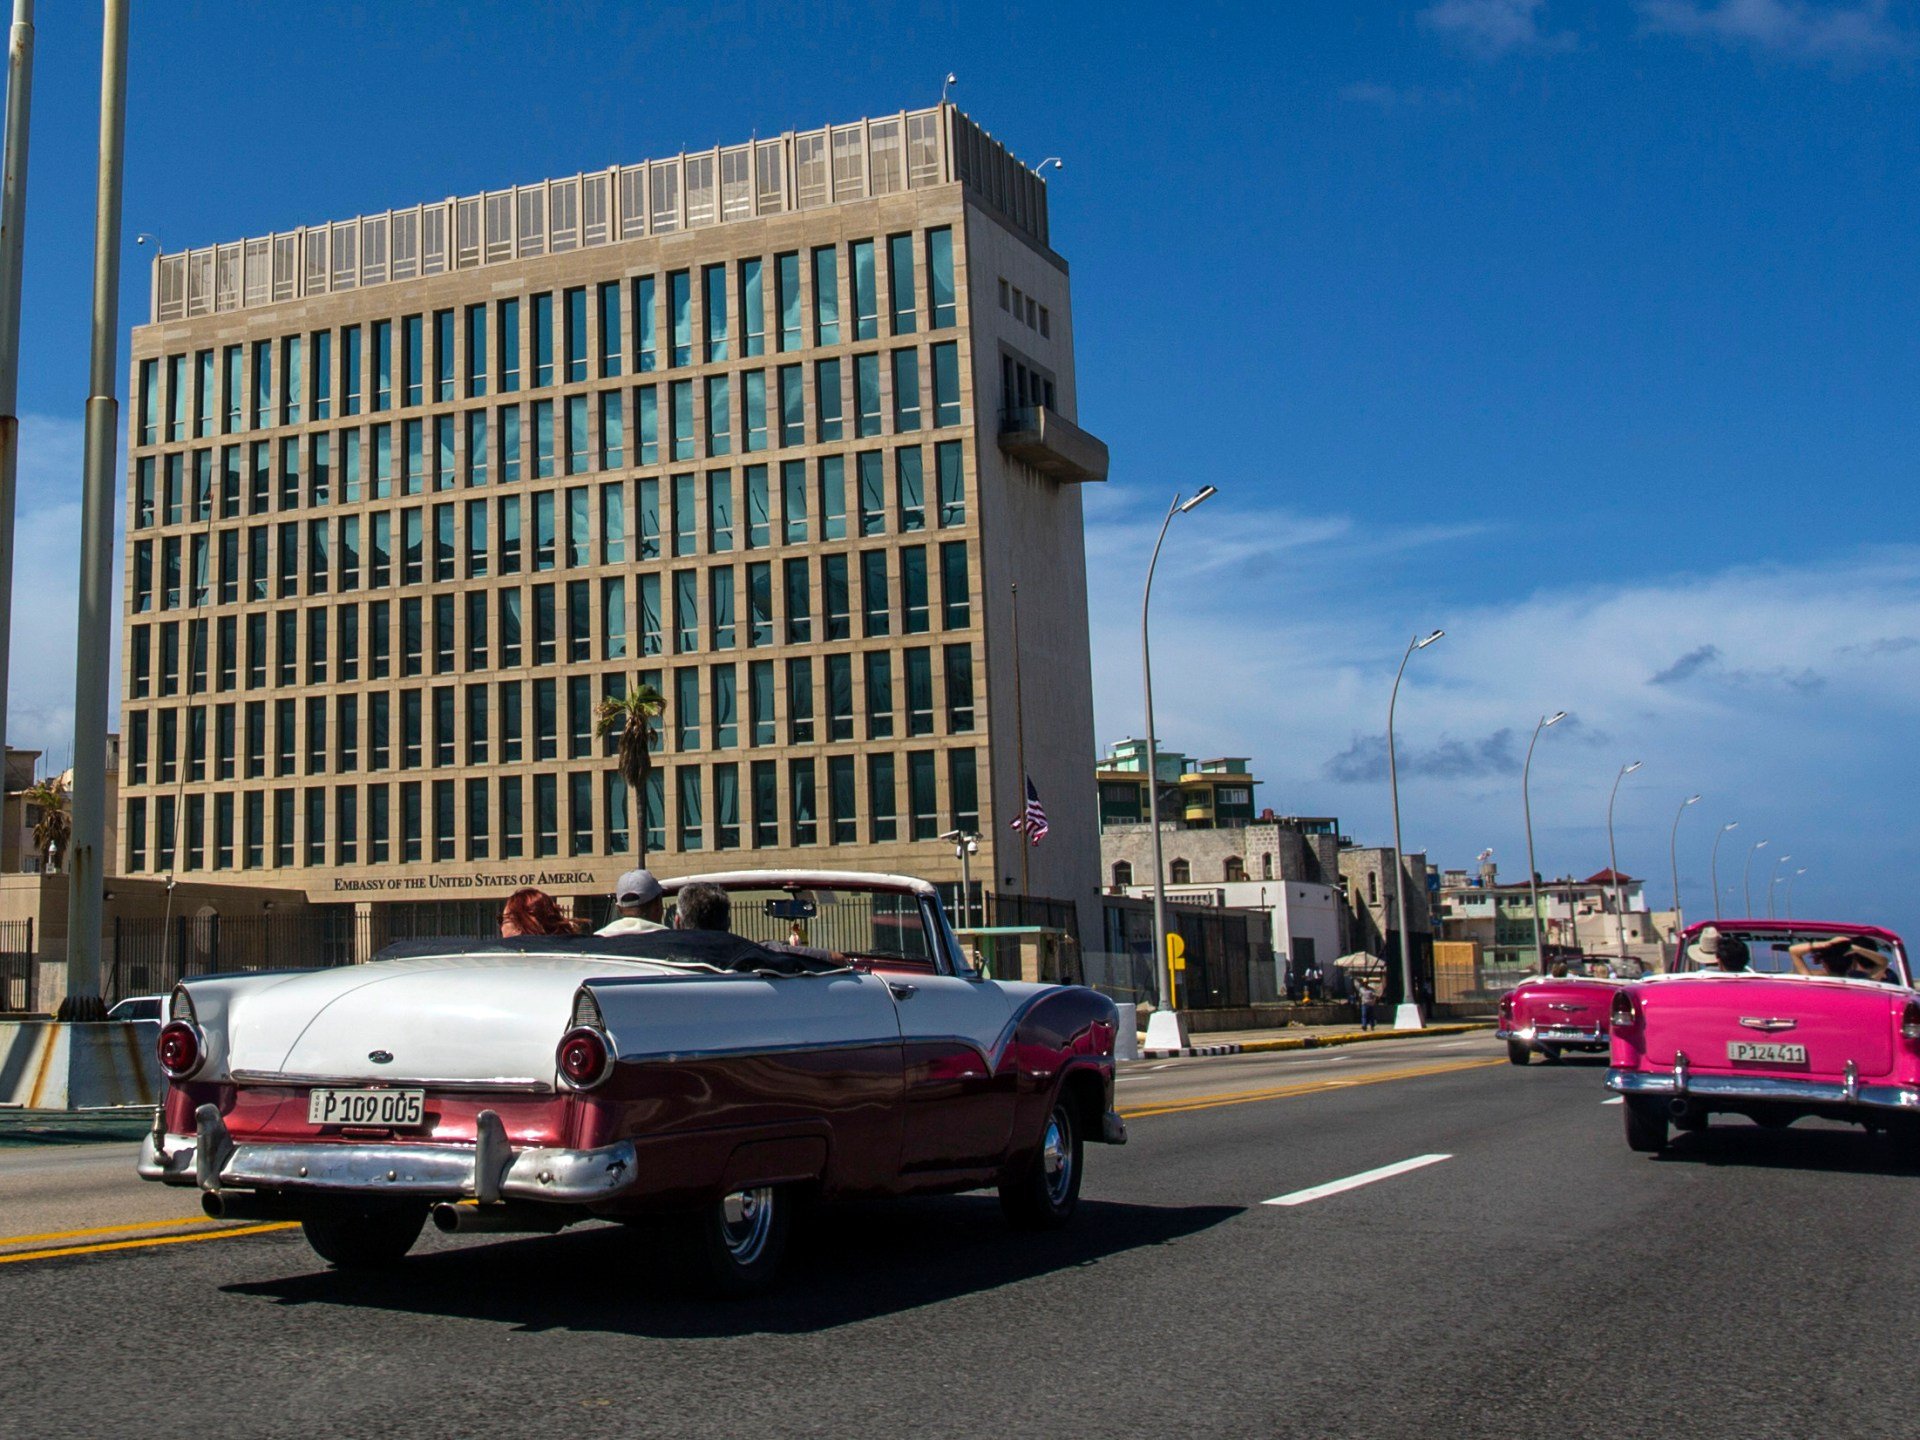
499,888,582,937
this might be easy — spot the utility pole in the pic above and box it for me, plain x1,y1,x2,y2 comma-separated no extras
58,0,129,1021
0,1,36,789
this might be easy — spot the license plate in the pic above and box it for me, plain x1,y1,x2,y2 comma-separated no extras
1726,1041,1808,1066
307,1088,426,1128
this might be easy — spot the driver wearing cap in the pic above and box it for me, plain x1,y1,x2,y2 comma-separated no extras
597,869,668,935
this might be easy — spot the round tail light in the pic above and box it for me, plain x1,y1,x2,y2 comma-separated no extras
1900,1000,1920,1042
1610,990,1641,1032
157,1021,203,1079
557,1027,612,1090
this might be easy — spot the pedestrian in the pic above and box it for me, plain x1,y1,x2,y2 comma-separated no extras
500,887,581,937
596,869,667,935
1357,980,1378,1031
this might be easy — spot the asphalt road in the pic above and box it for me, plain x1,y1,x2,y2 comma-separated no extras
5,1032,1917,1439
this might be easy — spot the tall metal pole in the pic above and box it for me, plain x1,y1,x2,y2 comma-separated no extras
58,0,129,1022
1605,761,1641,960
1742,839,1768,918
1669,794,1700,953
1785,868,1805,919
1710,822,1736,921
0,0,36,788
1766,855,1792,920
1140,485,1215,1034
1387,630,1442,1029
1522,712,1564,973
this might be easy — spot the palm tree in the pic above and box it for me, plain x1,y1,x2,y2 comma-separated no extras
595,681,666,864
24,777,70,874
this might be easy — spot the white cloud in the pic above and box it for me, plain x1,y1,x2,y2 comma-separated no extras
1637,0,1913,63
1418,0,1575,56
1086,489,1920,934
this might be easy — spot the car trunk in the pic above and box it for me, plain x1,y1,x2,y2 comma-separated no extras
1516,985,1612,1029
1641,977,1899,1079
224,953,670,1086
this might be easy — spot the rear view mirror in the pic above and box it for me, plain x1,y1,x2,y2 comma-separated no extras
763,897,818,921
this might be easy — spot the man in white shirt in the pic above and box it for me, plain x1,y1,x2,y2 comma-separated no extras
597,869,668,935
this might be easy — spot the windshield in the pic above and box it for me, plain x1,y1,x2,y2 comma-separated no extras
691,884,935,967
1678,928,1910,987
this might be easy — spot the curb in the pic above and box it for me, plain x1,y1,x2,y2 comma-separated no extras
1139,1022,1492,1061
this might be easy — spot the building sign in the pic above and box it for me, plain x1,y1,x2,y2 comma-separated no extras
333,871,598,893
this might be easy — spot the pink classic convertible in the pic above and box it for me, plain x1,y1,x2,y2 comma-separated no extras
1497,963,1631,1065
1608,920,1914,1152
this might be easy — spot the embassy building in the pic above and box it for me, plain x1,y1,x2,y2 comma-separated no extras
119,103,1105,939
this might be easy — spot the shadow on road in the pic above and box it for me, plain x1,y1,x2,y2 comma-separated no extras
224,1195,1240,1335
1654,1123,1920,1177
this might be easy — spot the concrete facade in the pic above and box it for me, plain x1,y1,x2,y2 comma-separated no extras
119,105,1102,929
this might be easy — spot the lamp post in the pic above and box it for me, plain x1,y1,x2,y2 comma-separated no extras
1767,854,1793,920
1605,760,1642,959
1141,485,1216,1050
1522,711,1567,974
1785,868,1806,919
937,828,980,929
1387,629,1443,1029
1710,822,1738,920
1743,839,1770,917
1669,794,1700,950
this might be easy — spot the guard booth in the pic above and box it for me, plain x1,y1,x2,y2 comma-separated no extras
955,925,1081,985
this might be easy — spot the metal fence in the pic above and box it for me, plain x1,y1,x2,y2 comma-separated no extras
1099,900,1276,1010
0,919,31,1012
104,913,362,1005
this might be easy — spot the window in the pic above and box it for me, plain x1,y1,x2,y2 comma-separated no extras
709,566,735,649
677,766,703,851
435,309,456,402
740,258,765,357
931,341,961,426
1225,857,1247,883
940,541,970,627
749,660,775,746
533,583,557,664
826,654,853,741
467,777,490,859
534,773,558,857
600,391,625,470
908,751,938,839
936,440,965,526
534,678,559,760
670,379,694,460
949,750,978,832
565,395,588,475
638,573,662,655
497,297,521,392
858,451,886,537
1170,860,1191,884
565,286,588,384
465,304,488,397
746,561,772,646
752,760,779,847
892,349,921,431
819,455,846,540
705,375,731,456
370,321,391,411
632,274,658,372
811,246,839,345
888,233,917,336
1113,861,1134,889
777,365,805,448
566,486,590,567
901,547,929,632
864,652,893,739
905,648,934,735
855,354,882,438
500,776,523,858
814,359,843,442
783,558,811,642
785,657,814,743
944,644,974,731
788,759,817,845
776,252,802,352
823,553,850,640
533,491,556,569
668,270,692,367
869,754,897,841
829,755,857,844
742,371,767,452
703,264,729,362
780,459,808,543
531,292,554,388
401,314,422,406
675,667,702,751
598,281,623,378
744,466,769,548
711,664,738,748
850,240,877,341
860,551,890,638
280,338,303,425
532,399,555,478
927,228,955,328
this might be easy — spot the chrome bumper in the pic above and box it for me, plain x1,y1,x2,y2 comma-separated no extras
138,1104,637,1205
1497,1025,1608,1048
1608,1059,1920,1113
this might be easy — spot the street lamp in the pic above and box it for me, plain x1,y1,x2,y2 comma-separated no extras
1785,868,1807,919
1669,795,1701,946
1523,711,1568,974
1605,760,1643,959
1141,485,1217,1051
1710,821,1738,920
937,828,980,929
1387,629,1444,1029
1743,839,1770,917
1767,854,1793,919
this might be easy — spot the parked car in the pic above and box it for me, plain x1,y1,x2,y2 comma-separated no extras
1608,920,1913,1153
107,994,167,1023
1496,966,1627,1064
138,869,1125,1292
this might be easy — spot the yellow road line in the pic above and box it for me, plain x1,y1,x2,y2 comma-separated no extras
0,1216,217,1248
0,1222,296,1267
1121,1057,1503,1119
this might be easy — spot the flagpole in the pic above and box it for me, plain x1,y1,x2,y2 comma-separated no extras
1010,580,1030,897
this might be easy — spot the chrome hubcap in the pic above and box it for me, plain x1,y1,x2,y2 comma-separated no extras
720,1187,774,1264
1041,1113,1073,1205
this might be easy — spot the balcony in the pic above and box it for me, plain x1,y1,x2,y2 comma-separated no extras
998,406,1109,483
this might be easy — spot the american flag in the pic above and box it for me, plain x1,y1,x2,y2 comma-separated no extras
1010,776,1049,845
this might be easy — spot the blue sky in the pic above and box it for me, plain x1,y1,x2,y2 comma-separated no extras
4,1,1916,933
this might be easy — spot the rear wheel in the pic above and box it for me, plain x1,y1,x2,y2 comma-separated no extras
683,1185,792,1297
1506,1040,1531,1066
1000,1099,1083,1230
300,1202,427,1270
1624,1097,1670,1154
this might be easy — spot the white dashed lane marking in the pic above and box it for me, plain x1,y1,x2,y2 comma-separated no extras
1263,1154,1453,1207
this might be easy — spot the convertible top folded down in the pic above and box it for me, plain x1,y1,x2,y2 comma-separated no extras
370,929,848,977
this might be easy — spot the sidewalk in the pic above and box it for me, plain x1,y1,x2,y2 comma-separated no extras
1133,1020,1493,1060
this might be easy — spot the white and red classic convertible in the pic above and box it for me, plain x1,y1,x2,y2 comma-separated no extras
138,870,1125,1293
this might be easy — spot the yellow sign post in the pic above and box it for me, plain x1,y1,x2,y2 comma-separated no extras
1165,932,1186,1011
